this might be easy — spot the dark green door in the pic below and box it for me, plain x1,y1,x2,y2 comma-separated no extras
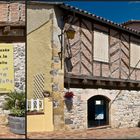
88,95,109,128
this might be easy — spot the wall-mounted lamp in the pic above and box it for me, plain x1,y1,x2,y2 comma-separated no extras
65,26,76,40
59,25,76,69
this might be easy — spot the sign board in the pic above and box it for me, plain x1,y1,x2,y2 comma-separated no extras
95,113,104,120
95,100,101,105
0,44,14,93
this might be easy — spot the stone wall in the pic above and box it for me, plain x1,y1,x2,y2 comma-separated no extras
0,43,25,124
64,88,140,130
14,43,25,92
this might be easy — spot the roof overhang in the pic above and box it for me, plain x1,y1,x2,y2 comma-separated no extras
60,4,140,37
122,20,140,26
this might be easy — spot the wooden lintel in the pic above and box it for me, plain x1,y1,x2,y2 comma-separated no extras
134,83,139,87
126,82,135,87
95,80,101,85
114,81,121,85
0,36,25,43
82,78,88,84
0,21,25,27
65,73,140,83
64,75,140,90
105,80,114,86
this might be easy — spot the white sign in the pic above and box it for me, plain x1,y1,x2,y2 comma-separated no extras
95,114,104,120
96,100,101,105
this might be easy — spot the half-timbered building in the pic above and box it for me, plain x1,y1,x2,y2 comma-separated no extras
27,2,140,132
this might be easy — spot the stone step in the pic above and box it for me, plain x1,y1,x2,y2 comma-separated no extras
87,125,111,130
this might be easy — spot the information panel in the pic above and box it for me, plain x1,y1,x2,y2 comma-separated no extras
0,44,14,93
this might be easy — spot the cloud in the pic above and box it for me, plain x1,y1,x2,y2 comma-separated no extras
129,1,140,4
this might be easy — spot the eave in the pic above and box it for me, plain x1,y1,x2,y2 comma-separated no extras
60,4,140,37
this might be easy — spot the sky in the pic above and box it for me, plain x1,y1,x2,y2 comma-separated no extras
64,1,140,23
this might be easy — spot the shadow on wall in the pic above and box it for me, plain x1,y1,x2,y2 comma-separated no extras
138,121,140,127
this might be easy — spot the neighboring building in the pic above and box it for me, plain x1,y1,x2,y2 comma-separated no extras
0,1,25,124
122,20,140,32
27,2,140,132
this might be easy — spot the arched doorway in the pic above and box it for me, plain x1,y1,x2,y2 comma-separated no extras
88,95,110,128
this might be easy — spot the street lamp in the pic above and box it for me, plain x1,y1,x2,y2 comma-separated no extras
65,26,76,39
59,25,76,69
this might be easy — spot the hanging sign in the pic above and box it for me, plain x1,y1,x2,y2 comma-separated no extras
0,44,14,93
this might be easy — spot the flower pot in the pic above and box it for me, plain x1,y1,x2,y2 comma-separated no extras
8,115,25,134
65,98,73,111
64,92,74,98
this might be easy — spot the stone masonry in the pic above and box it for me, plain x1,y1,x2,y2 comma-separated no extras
0,43,25,124
0,1,25,124
64,88,140,130
50,7,65,130
13,43,25,92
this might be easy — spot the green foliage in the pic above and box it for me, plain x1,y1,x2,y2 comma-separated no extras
3,91,25,117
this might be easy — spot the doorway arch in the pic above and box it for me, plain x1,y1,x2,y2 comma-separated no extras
87,95,110,128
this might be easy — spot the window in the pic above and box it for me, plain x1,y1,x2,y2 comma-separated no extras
130,41,140,68
94,30,109,62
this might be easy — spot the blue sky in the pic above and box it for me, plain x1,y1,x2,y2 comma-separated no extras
64,1,140,23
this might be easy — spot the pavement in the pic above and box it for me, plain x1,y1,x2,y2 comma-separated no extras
27,127,140,139
1,124,139,139
0,124,25,139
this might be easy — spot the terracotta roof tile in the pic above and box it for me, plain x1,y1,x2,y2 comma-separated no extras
60,3,140,36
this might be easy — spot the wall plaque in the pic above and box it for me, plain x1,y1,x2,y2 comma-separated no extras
0,44,14,93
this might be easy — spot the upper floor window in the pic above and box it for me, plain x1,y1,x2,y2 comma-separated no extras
94,30,109,63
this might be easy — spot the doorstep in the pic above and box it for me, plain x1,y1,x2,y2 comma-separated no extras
88,125,111,130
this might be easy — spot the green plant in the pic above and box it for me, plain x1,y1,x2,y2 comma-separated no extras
3,91,25,117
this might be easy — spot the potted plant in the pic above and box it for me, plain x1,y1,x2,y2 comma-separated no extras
64,91,74,99
64,91,74,111
3,91,25,134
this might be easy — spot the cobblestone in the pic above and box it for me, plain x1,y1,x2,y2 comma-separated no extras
0,125,25,139
27,127,140,139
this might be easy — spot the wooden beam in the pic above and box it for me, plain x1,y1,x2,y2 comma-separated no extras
65,73,140,84
0,36,25,43
0,21,25,27
64,73,140,90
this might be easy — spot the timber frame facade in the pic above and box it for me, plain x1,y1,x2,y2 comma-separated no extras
61,4,140,91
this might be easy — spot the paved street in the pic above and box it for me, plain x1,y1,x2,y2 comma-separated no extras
0,125,25,139
27,127,140,139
